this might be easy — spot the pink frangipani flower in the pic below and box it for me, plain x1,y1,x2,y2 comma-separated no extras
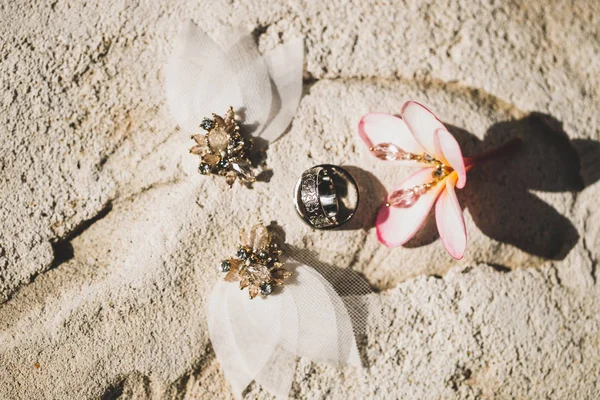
359,101,491,259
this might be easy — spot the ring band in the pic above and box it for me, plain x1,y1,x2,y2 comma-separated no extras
299,166,339,228
294,165,359,229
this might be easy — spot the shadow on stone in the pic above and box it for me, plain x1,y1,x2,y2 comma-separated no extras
404,113,598,260
335,166,387,231
285,245,379,368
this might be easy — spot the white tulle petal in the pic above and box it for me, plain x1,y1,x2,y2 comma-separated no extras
165,20,303,143
165,20,233,133
207,282,253,398
207,263,369,399
286,265,359,366
259,38,304,142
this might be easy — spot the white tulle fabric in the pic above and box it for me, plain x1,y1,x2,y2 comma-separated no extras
165,20,304,143
208,252,377,399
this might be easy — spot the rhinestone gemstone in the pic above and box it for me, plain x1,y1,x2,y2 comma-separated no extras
423,153,435,162
217,158,230,169
388,188,419,208
219,260,231,272
260,282,273,296
200,118,214,131
231,161,255,182
371,143,406,161
257,250,268,261
199,163,211,175
208,127,229,152
247,264,271,283
237,248,249,260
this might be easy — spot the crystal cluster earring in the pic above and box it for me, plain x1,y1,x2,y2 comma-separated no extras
189,106,256,186
219,223,292,299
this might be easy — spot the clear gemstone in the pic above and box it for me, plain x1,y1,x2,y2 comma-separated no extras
371,143,407,161
252,224,270,250
423,153,435,162
246,264,271,283
388,188,419,208
207,126,230,152
413,185,428,196
231,161,256,182
240,228,252,248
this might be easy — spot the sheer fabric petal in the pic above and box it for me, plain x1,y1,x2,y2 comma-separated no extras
207,264,361,399
400,101,446,157
376,168,445,247
259,38,304,142
435,173,467,259
165,20,303,143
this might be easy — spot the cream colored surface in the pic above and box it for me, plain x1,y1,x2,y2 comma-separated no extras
1,0,599,398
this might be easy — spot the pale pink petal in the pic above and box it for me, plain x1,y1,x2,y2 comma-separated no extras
376,168,445,247
358,113,425,155
435,173,467,259
434,128,467,189
401,101,446,157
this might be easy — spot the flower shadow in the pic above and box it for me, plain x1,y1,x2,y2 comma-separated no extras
406,113,599,260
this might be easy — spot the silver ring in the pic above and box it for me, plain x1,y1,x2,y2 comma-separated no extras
294,165,359,229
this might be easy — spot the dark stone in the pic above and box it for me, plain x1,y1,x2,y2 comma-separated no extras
199,163,211,175
217,158,230,169
260,282,273,296
200,118,214,131
237,248,249,260
219,260,231,272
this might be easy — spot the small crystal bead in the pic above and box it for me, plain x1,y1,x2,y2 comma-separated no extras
231,161,255,182
237,248,249,260
199,163,211,175
423,153,435,162
371,143,407,161
414,185,427,196
200,118,214,131
219,260,231,272
260,282,273,296
388,188,419,208
216,157,230,169
256,250,268,261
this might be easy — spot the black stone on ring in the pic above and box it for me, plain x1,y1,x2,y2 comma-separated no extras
294,165,359,229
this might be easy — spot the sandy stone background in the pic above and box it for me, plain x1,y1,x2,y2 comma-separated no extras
1,0,600,398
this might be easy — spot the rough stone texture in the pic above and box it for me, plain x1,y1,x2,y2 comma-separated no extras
1,0,599,399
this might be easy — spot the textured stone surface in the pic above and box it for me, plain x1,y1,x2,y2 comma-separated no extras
1,0,599,399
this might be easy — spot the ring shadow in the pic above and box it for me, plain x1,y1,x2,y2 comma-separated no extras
334,166,388,231
404,113,600,261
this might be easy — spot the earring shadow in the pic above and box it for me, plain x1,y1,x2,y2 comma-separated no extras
285,245,379,368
